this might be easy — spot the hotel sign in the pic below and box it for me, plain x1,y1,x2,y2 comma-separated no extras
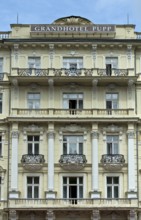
30,25,115,33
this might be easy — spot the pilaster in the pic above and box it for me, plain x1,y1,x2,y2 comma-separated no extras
46,210,55,220
129,210,137,220
9,210,18,220
91,210,100,220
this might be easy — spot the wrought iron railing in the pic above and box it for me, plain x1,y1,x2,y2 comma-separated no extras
21,154,45,164
101,154,125,164
59,154,87,165
98,69,128,76
17,68,49,76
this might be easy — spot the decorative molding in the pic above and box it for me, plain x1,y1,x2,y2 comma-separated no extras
107,83,117,91
127,44,132,59
46,210,55,220
60,123,86,133
92,44,97,61
11,130,19,138
13,44,19,60
127,130,135,139
9,210,17,219
48,78,54,87
47,130,55,139
91,131,99,139
129,210,136,219
91,210,100,220
49,44,54,68
23,124,44,141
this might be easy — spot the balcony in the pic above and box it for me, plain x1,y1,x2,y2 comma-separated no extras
21,154,45,171
101,154,125,171
59,154,87,170
0,200,7,209
11,108,135,118
8,198,138,209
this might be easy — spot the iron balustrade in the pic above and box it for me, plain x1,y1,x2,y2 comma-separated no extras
59,154,87,164
101,154,125,164
17,68,49,76
21,154,45,164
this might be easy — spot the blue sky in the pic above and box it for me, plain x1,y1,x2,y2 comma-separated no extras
0,0,141,31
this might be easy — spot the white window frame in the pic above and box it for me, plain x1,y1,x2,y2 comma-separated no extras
105,57,118,69
27,93,40,109
63,93,83,109
60,174,86,199
25,174,41,199
106,135,119,154
28,57,41,69
63,135,83,154
63,57,83,69
27,135,40,154
105,174,121,199
106,93,119,109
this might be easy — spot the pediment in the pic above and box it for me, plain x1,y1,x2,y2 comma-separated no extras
53,15,92,25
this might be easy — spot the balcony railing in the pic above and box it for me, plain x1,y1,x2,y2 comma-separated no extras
11,68,135,77
8,198,138,209
11,108,135,117
59,154,87,170
0,31,10,39
101,154,125,171
21,154,45,171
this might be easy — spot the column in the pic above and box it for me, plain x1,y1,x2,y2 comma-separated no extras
48,79,54,109
129,210,137,220
91,130,100,198
46,130,55,198
127,44,132,69
91,210,100,220
9,210,18,220
9,130,19,198
46,210,55,220
127,130,137,198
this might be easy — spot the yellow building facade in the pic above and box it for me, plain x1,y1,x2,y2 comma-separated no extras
0,15,141,219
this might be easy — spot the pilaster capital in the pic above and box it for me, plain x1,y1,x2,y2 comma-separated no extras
91,131,99,139
48,78,54,87
47,131,55,139
127,130,135,139
11,130,19,138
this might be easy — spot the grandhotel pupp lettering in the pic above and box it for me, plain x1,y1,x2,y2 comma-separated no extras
30,25,115,32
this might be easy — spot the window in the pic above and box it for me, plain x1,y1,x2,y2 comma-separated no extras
106,135,119,154
0,177,1,199
63,57,83,75
27,135,39,154
63,177,83,201
63,94,83,111
106,176,119,198
28,57,41,75
63,136,83,154
27,93,40,109
105,57,118,75
106,93,118,110
27,177,39,198
0,136,2,156
0,94,2,113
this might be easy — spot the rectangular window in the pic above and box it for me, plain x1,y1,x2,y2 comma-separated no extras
63,136,83,154
105,57,118,76
28,57,41,69
106,176,119,198
0,136,2,156
63,93,83,111
27,135,39,154
0,94,2,113
27,93,40,109
27,176,39,198
63,177,83,200
63,57,83,76
106,93,118,110
0,58,3,76
106,135,119,154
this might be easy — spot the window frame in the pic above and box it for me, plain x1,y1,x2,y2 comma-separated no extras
28,57,41,69
106,135,119,154
63,135,83,154
27,92,40,109
106,176,120,199
63,57,83,69
63,93,83,110
27,135,40,155
106,93,119,109
26,176,40,199
105,57,118,69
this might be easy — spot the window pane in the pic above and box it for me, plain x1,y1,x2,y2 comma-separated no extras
107,177,112,184
34,136,39,141
27,177,32,184
63,186,67,198
114,186,119,198
79,186,83,198
69,177,77,184
79,100,83,109
113,177,119,184
79,177,83,184
34,177,39,184
34,186,39,198
28,143,33,154
107,186,112,198
27,186,32,198
79,143,83,154
34,144,39,154
28,136,33,141
63,143,67,154
63,177,67,184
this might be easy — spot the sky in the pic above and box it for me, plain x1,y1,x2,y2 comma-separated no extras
0,0,141,32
